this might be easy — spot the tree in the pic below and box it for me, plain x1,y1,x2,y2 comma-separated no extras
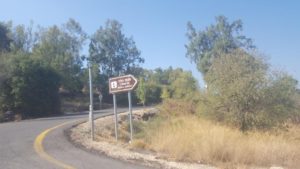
168,69,199,100
0,53,9,84
135,67,199,105
262,72,298,123
33,19,87,92
9,22,37,53
0,54,61,118
136,77,146,106
203,50,298,131
160,86,170,100
0,22,12,53
185,15,255,75
294,89,300,123
89,20,144,77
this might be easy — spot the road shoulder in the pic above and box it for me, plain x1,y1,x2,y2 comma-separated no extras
67,109,216,169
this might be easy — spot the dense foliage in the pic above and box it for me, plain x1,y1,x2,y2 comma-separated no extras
89,20,144,77
185,16,299,131
185,15,255,75
0,22,12,53
201,50,298,130
0,19,146,119
0,54,61,118
135,67,199,106
33,19,87,93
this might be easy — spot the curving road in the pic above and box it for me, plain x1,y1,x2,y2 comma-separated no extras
0,109,152,169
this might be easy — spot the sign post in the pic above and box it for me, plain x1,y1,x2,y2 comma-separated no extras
109,75,138,142
113,94,118,141
128,91,133,142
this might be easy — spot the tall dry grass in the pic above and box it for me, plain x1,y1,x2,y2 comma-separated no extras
141,115,300,169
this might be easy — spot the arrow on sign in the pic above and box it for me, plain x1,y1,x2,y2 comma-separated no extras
109,74,138,94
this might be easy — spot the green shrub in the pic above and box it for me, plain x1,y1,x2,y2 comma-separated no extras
203,50,298,131
136,80,162,106
136,68,199,105
0,55,61,118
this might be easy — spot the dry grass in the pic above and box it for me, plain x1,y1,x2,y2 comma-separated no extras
139,115,300,169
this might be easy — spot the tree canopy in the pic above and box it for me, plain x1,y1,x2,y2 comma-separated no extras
0,22,12,53
202,50,298,130
32,19,87,92
89,20,144,77
0,53,61,118
135,67,199,105
185,15,255,75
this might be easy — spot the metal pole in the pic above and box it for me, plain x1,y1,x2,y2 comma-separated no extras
113,94,118,141
88,63,94,141
99,94,102,110
128,91,133,142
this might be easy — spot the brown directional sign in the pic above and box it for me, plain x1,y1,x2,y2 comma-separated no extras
109,74,138,94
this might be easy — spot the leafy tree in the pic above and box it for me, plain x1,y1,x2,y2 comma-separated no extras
160,86,170,100
0,53,9,84
136,77,146,106
168,69,199,100
79,61,117,104
135,67,199,105
135,72,162,106
185,15,255,75
0,54,61,118
203,50,298,131
89,20,144,77
33,19,87,92
9,22,37,53
0,22,12,53
144,83,162,105
147,67,199,100
262,72,298,123
293,89,300,123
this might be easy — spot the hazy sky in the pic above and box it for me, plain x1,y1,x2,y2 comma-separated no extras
1,0,299,86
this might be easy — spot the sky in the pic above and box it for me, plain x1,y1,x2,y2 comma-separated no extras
1,0,299,87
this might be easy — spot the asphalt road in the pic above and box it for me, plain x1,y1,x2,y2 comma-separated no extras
0,108,152,169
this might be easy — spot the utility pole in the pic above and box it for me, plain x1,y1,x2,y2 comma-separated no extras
88,61,94,141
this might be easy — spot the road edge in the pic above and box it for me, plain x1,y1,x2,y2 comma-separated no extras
34,121,77,169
